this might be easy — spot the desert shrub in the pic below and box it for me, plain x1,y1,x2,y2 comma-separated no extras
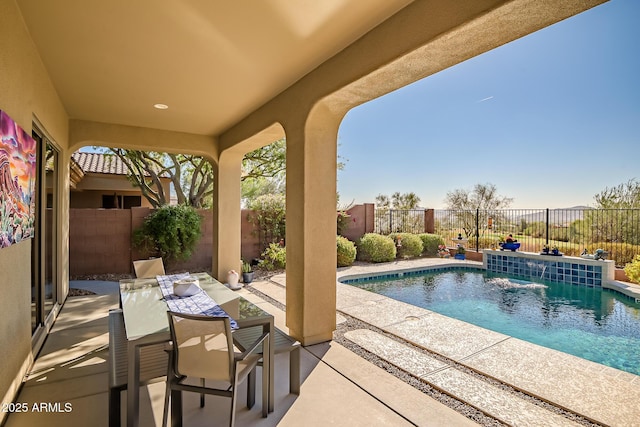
337,211,350,236
549,227,570,242
624,255,640,284
248,194,286,252
337,236,357,267
466,236,503,250
357,233,396,263
259,242,286,270
586,242,639,267
133,204,202,264
389,232,423,258
522,222,546,238
418,233,444,256
559,245,582,257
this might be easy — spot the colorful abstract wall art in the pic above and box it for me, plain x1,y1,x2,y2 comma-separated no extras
0,110,37,249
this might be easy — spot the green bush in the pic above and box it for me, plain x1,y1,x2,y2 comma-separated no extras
549,227,570,242
248,194,286,252
357,233,396,263
624,255,640,284
587,242,640,267
259,242,286,270
418,233,444,256
133,205,202,264
468,236,500,250
337,236,357,267
337,211,350,236
389,232,423,258
522,221,546,238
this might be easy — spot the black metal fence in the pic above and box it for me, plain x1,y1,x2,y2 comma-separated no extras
376,208,640,267
374,209,425,234
436,208,640,267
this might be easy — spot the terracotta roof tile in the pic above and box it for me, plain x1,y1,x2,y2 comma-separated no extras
72,152,128,175
72,152,169,177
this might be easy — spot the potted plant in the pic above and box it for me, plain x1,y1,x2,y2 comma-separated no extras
551,245,560,255
241,259,255,284
437,244,450,258
454,245,466,260
542,244,550,254
499,234,520,251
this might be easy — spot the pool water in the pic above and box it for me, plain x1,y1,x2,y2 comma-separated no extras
346,268,640,375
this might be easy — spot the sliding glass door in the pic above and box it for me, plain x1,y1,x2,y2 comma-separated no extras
31,128,58,334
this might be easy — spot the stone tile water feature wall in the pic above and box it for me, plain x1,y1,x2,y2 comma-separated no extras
483,250,615,287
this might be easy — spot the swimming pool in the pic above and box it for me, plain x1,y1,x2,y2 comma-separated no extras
342,267,640,375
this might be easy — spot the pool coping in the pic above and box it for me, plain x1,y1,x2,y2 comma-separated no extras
339,260,640,301
604,280,640,301
339,263,484,284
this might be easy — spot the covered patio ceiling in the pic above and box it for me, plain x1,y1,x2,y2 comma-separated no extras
16,0,413,137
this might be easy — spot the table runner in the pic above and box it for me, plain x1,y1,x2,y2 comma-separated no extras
157,273,238,329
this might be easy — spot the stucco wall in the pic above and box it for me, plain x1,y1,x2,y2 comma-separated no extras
70,209,133,275
0,0,70,417
69,208,262,277
0,243,33,417
340,203,375,242
67,206,379,277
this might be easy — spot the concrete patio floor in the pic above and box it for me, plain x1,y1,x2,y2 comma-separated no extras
5,257,640,426
4,268,474,427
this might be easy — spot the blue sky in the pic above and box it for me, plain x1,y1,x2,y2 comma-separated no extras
337,0,639,209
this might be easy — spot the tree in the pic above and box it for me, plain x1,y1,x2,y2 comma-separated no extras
241,138,286,181
107,138,286,208
241,176,285,207
589,178,640,245
375,192,420,209
241,139,286,206
247,193,286,253
444,183,513,211
375,192,421,233
110,149,213,208
593,178,640,209
444,183,513,239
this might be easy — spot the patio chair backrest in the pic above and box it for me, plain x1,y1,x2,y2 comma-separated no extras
167,312,235,382
133,258,165,278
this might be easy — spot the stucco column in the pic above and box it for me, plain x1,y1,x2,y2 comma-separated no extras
212,150,243,281
285,103,338,345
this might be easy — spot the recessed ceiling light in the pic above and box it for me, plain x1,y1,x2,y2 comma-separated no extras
153,103,169,110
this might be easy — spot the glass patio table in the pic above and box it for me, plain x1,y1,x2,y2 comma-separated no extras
119,272,274,427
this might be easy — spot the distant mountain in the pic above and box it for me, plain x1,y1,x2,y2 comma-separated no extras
518,206,593,225
564,205,592,210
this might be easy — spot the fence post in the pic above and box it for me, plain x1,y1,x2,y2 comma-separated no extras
545,208,550,246
475,208,480,252
425,209,434,233
364,203,375,234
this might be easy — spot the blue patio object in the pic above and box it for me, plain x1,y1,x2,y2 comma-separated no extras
500,242,521,251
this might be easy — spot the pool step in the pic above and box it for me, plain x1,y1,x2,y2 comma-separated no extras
344,329,582,427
